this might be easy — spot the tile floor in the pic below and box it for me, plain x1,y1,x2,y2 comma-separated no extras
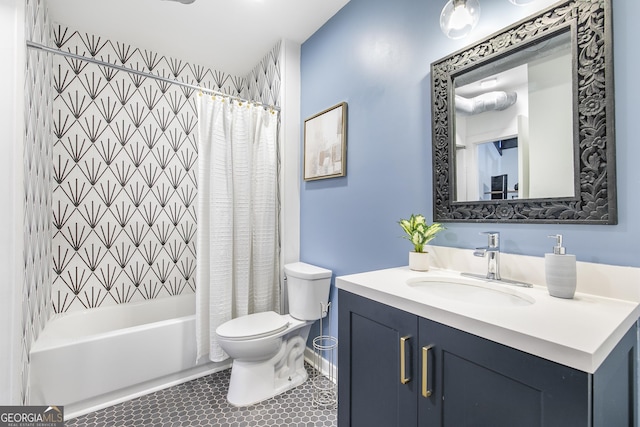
65,364,337,427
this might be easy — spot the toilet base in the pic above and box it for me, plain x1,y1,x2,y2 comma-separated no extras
227,359,308,407
226,324,311,407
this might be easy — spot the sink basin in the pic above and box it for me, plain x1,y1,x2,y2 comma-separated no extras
406,276,535,307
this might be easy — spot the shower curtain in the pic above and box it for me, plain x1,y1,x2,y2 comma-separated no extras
196,95,280,362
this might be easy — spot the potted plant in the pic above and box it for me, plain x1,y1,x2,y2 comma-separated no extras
399,214,445,271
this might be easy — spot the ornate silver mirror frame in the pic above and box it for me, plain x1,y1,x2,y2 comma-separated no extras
431,0,616,224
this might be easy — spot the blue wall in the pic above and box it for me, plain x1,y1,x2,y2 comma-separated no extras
300,0,640,332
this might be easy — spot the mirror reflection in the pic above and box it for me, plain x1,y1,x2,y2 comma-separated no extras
453,30,574,202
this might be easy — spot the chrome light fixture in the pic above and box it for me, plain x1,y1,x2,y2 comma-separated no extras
440,0,481,40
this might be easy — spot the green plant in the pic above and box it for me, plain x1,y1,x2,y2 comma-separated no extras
398,214,445,253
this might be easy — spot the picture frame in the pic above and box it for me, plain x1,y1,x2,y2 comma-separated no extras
303,102,347,181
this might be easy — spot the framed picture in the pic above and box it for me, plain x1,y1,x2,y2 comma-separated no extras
303,102,347,181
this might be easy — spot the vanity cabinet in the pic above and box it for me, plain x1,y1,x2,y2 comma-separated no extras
337,289,419,426
338,289,637,427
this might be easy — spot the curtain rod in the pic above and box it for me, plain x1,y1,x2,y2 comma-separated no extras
26,40,281,112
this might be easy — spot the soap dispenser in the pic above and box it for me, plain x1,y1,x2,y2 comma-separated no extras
545,234,576,299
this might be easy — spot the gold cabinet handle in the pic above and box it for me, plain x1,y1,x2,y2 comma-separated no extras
422,345,433,397
400,336,411,384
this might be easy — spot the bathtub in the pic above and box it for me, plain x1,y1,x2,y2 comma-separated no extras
29,293,229,418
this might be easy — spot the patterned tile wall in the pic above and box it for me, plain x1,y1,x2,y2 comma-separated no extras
24,0,54,405
50,24,281,313
243,42,281,109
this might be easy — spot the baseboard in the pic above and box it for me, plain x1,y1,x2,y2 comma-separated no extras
64,360,231,420
304,345,338,383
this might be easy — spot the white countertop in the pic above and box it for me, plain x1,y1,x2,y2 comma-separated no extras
336,266,640,373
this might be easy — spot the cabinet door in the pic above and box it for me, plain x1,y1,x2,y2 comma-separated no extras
593,324,637,427
338,290,418,427
418,317,589,427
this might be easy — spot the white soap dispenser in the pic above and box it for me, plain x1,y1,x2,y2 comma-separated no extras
545,234,576,299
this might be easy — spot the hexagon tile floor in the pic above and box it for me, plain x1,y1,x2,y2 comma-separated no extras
64,364,337,427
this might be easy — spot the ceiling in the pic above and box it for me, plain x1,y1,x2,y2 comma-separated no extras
47,0,350,76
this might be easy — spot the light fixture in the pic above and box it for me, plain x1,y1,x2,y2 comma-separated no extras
480,78,497,89
440,0,481,40
508,0,536,5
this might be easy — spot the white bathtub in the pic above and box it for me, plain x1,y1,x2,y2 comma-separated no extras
29,293,229,418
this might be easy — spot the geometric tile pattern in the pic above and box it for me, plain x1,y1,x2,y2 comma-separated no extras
50,24,281,313
64,364,336,427
24,0,54,405
243,42,281,110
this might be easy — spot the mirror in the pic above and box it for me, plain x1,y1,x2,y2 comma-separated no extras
455,31,574,202
431,0,617,224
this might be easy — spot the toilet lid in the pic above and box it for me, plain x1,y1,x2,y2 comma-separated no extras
216,311,289,340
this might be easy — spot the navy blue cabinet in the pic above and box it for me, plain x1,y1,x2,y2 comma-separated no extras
418,317,588,426
337,289,418,426
338,290,637,427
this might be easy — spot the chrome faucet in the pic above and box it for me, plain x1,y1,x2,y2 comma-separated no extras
473,232,501,280
462,232,532,287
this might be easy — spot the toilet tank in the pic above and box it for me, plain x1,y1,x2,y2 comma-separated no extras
284,262,332,321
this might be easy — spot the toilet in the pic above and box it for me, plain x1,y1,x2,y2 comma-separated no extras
215,262,332,407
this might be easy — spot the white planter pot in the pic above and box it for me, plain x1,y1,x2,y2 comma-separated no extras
409,251,429,271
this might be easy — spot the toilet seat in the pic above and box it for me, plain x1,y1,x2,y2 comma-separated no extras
216,311,289,341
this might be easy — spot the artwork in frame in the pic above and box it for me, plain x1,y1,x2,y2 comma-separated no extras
303,102,347,181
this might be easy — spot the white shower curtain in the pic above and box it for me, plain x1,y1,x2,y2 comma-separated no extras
196,95,280,362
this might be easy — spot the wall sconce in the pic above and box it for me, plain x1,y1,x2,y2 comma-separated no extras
440,0,481,39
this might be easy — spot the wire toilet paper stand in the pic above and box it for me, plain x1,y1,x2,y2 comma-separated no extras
312,302,338,408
